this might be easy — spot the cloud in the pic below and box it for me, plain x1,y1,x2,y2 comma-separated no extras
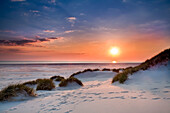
122,0,127,3
67,17,77,26
43,30,55,33
137,20,168,33
52,52,86,56
11,0,26,2
51,0,56,3
0,30,16,34
30,10,39,13
90,27,119,32
67,17,76,21
64,30,75,34
64,30,82,34
0,37,59,46
48,0,56,4
80,13,85,16
35,35,40,38
0,48,23,53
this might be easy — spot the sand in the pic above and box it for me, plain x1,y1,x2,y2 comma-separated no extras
0,65,170,113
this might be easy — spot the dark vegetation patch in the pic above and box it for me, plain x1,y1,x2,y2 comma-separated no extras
50,75,65,81
70,68,100,77
70,71,82,77
82,69,93,73
55,76,65,81
0,84,36,101
23,80,37,85
59,77,83,87
112,48,170,84
36,79,55,90
112,69,120,73
102,68,111,71
92,68,100,71
70,68,120,78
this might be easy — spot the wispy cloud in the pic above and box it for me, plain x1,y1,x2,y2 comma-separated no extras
0,30,16,34
48,0,56,4
80,13,85,16
0,48,23,53
51,0,56,3
137,20,168,33
30,10,39,13
64,30,82,34
43,30,55,33
67,17,76,26
64,30,75,34
67,17,76,21
0,37,59,46
11,0,26,2
122,0,127,3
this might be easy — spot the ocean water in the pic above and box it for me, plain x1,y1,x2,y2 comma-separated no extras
0,63,139,90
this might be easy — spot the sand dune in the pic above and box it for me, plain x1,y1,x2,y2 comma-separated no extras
0,64,169,113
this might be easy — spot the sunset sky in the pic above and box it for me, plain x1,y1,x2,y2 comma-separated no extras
0,0,170,62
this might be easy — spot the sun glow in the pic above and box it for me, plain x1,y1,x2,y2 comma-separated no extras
112,61,117,63
110,47,119,55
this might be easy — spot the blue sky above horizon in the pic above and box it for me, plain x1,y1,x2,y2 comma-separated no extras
0,0,170,62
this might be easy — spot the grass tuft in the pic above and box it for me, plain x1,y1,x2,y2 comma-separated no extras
92,68,100,71
70,71,82,77
23,80,37,85
70,68,101,77
36,79,55,90
55,76,65,81
82,69,93,73
59,77,83,87
102,68,111,71
112,69,120,73
0,84,36,101
50,75,65,81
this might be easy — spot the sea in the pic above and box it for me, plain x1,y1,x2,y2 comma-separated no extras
0,62,139,90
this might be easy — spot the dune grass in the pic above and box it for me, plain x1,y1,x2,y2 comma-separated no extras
70,71,82,77
50,75,65,81
59,77,83,87
0,84,36,101
23,80,37,85
92,68,100,71
70,68,118,77
112,71,128,83
70,69,96,77
36,79,55,90
82,69,93,72
112,48,170,84
112,69,120,73
50,76,58,80
55,76,65,81
102,68,111,71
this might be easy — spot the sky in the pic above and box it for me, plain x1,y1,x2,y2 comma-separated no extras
0,0,170,62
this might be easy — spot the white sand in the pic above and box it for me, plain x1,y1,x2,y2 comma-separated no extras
0,66,170,113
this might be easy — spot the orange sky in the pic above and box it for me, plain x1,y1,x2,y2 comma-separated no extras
0,30,169,62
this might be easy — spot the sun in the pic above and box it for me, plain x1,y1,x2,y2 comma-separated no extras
112,61,117,63
110,47,119,55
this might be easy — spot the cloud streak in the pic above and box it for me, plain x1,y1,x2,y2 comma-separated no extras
11,0,26,2
0,30,16,34
67,17,76,26
43,30,55,33
0,37,59,46
64,30,75,34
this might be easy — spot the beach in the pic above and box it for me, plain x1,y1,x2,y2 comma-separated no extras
0,63,169,113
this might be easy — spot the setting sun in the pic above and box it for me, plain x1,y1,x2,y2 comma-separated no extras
110,47,119,55
112,61,117,63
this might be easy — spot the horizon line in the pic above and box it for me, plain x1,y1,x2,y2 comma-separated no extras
0,61,141,65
